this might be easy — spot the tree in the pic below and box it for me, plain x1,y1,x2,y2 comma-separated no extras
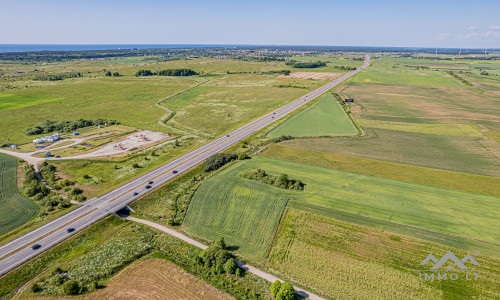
112,72,120,76
31,283,42,293
279,174,289,188
62,280,80,295
105,71,112,76
223,258,238,274
238,153,249,160
216,236,226,249
270,280,282,298
276,282,295,300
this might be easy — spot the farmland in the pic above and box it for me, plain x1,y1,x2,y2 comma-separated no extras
267,93,358,137
281,128,500,177
183,163,289,260
0,154,38,236
186,156,500,246
262,144,500,196
268,208,500,300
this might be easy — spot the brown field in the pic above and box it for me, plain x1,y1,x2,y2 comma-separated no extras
279,72,341,80
22,259,232,300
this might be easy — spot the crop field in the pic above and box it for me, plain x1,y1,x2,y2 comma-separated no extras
29,259,232,300
281,128,500,177
267,208,500,300
183,163,289,260
267,94,358,137
262,144,500,196
357,119,484,136
0,93,63,112
0,153,38,236
194,156,500,245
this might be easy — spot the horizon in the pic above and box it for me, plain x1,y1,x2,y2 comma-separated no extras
1,0,499,48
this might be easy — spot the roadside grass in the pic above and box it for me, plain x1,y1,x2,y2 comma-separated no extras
268,208,500,300
262,144,500,197
0,154,38,236
165,85,210,108
281,127,500,177
183,162,289,260
49,137,200,198
0,93,64,112
194,156,500,244
0,215,272,300
267,94,358,137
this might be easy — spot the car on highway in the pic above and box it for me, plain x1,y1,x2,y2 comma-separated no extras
66,228,75,233
148,181,154,184
133,192,139,196
172,170,178,174
31,244,41,250
226,134,230,137
145,185,151,189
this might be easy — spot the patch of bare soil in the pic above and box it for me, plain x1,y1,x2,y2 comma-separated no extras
24,259,233,300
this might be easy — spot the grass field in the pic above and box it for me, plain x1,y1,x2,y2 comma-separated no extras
164,85,210,108
267,94,358,137
0,93,64,112
357,119,484,136
192,156,500,245
183,163,289,260
0,153,38,236
281,127,500,177
268,208,500,300
262,144,500,196
22,259,232,300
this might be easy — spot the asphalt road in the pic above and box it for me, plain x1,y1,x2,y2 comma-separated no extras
0,54,370,276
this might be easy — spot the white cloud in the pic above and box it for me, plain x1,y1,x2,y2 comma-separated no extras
467,26,477,31
436,33,451,40
463,32,478,39
488,25,500,30
481,31,500,37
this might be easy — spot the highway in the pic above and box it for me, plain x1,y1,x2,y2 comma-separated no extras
0,54,370,276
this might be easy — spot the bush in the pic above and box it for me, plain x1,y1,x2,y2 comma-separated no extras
204,153,237,172
276,282,295,300
132,163,140,168
223,258,238,274
216,236,226,249
31,283,42,293
238,153,249,160
271,280,282,298
242,169,305,190
62,280,80,295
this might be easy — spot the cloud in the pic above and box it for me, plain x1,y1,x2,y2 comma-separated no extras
463,32,478,39
467,26,476,31
436,33,451,40
488,25,500,30
481,31,500,37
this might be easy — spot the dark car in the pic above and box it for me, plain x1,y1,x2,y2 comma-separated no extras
31,244,41,250
273,112,276,114
226,134,230,137
55,155,61,158
133,192,139,196
148,181,154,184
145,185,151,189
172,170,178,174
66,228,75,233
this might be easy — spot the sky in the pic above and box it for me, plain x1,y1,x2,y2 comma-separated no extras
1,0,499,48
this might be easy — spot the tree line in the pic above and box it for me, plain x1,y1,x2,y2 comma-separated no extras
242,169,305,190
285,61,326,68
24,119,119,136
33,72,83,81
135,68,198,77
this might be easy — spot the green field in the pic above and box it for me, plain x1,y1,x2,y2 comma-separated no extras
183,163,289,260
0,93,63,112
268,208,500,300
262,144,500,197
188,156,500,245
282,128,500,177
267,94,358,137
357,119,484,136
0,154,38,236
164,85,210,108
